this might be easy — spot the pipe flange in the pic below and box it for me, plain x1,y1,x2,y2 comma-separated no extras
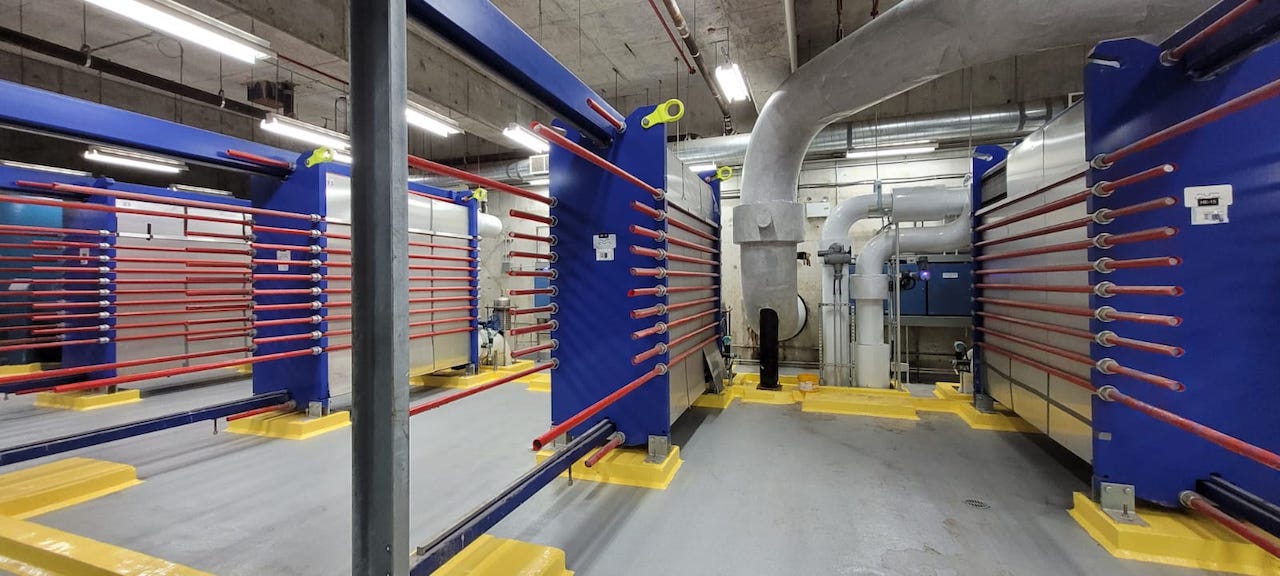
97,277,110,285
654,285,668,297
97,324,111,332
654,188,666,200
655,363,669,375
247,302,256,309
98,229,112,237
309,346,323,355
549,303,560,314
308,229,323,238
548,235,559,246
308,259,323,268
95,300,110,308
250,344,259,353
549,216,559,226
549,320,560,331
309,330,323,340
96,336,109,344
1090,153,1113,170
1095,305,1117,322
1095,330,1117,347
1160,50,1180,67
1093,257,1116,273
1091,233,1114,249
309,315,323,324
548,252,559,263
551,358,561,369
97,242,111,250
247,233,258,242
1096,385,1118,401
549,269,559,280
307,287,322,296
656,343,669,354
96,311,110,319
1091,181,1114,197
250,314,259,322
310,273,323,282
97,289,111,296
308,214,322,223
308,245,323,254
1094,281,1116,298
96,266,111,274
549,196,559,208
655,267,668,279
549,339,560,351
654,248,669,260
549,285,560,296
651,322,668,336
1178,490,1198,508
309,301,323,310
246,329,258,338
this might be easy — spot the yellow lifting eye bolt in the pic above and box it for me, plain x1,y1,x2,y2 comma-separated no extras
714,166,734,181
641,99,685,129
304,147,341,168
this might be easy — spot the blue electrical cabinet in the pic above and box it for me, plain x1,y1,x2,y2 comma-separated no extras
925,262,972,316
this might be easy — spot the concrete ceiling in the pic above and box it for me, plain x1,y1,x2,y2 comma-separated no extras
0,0,1073,162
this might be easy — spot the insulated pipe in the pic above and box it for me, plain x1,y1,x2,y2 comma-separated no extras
733,0,1211,338
851,187,970,387
820,185,965,386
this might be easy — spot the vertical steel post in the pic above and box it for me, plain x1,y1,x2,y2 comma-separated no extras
350,1,410,574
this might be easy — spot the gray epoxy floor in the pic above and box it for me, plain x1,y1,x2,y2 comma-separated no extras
0,379,1222,576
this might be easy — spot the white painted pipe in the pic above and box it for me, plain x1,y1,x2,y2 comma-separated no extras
478,212,503,237
733,0,1213,338
853,187,970,387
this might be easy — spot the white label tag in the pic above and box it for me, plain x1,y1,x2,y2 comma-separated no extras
1184,185,1232,225
276,249,290,271
942,272,959,279
593,233,616,262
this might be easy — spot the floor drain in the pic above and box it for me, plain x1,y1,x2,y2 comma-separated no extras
964,499,990,509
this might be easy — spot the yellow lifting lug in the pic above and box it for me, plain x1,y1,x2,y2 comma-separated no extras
464,187,488,203
641,99,685,129
304,147,340,168
714,166,734,181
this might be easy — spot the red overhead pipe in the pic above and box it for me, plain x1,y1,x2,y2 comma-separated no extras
630,224,718,254
1180,491,1280,557
409,361,554,416
630,267,719,279
630,200,664,220
629,245,716,266
507,250,555,261
52,347,318,393
4,346,251,389
17,181,317,222
978,311,1184,358
408,154,552,206
252,302,323,312
254,316,320,329
978,341,1095,391
1096,78,1280,168
0,223,111,237
1163,0,1263,63
509,321,556,337
1100,386,1280,472
511,341,556,359
226,400,297,422
509,209,554,226
530,122,664,200
976,227,1177,262
251,225,315,238
509,231,553,244
254,259,321,268
510,305,555,316
408,241,476,253
34,296,251,309
974,169,1088,218
627,285,716,297
253,332,319,345
226,149,294,170
974,256,1181,276
508,270,554,278
976,283,1184,297
508,287,555,296
644,0,696,74
532,364,665,450
978,297,1182,326
587,97,626,132
631,304,665,320
631,322,667,340
976,164,1175,233
251,242,320,254
632,342,666,365
978,326,1184,391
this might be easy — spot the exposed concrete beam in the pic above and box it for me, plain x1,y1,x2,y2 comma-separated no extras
720,0,791,123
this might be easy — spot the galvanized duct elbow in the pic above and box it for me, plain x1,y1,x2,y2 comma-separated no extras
733,0,1213,336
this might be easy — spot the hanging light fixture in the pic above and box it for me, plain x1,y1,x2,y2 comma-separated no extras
406,102,461,137
714,63,750,102
83,0,272,63
503,124,550,153
83,146,187,174
844,143,939,160
260,113,351,150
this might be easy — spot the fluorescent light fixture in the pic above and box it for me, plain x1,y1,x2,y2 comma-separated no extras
526,178,550,187
687,163,717,173
83,0,271,63
714,63,750,102
406,102,461,137
329,151,352,164
0,159,91,177
503,124,550,153
261,113,350,150
844,143,939,160
84,146,187,174
171,184,232,197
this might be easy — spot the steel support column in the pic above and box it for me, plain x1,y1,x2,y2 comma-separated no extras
350,1,410,574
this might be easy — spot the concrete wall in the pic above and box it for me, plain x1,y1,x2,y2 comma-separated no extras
718,152,973,365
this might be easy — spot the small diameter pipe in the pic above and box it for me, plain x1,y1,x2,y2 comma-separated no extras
978,327,1183,391
0,338,102,353
509,287,555,296
509,209,554,226
1163,0,1263,63
669,333,720,365
2,346,251,389
226,149,294,169
510,305,556,316
978,311,1184,358
509,231,553,244
975,283,1184,297
978,341,1095,391
52,348,319,393
630,224,718,254
1100,386,1280,472
584,433,626,468
629,245,717,266
587,98,626,132
975,256,1181,276
976,164,1175,233
17,181,317,223
0,223,112,237
225,400,297,422
1180,491,1280,558
532,365,666,451
511,341,556,359
630,267,719,279
509,321,556,337
1096,78,1280,168
507,250,555,261
977,297,1182,326
508,270,555,278
666,201,720,231
409,154,552,206
531,122,664,200
976,227,1176,262
667,296,718,312
974,169,1088,218
409,362,554,416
